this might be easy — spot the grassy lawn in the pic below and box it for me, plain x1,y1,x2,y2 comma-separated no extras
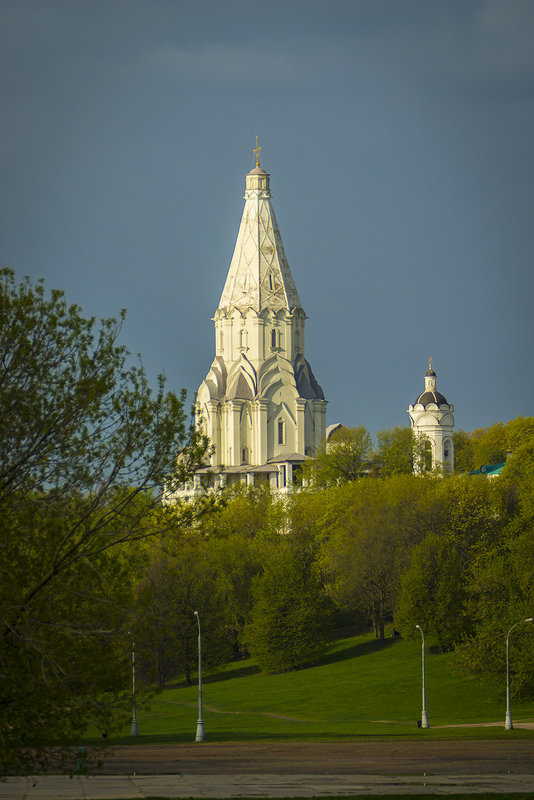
86,632,534,744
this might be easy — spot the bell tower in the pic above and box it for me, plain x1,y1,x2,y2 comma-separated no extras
407,358,455,473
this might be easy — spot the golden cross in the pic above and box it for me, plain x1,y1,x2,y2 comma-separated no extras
253,135,261,167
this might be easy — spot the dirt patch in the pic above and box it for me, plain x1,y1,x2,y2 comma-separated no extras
160,699,315,723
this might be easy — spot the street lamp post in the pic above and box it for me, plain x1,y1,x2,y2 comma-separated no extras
415,625,429,728
130,636,139,736
193,610,205,742
505,617,533,730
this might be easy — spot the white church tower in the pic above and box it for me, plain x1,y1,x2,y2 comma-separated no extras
190,145,327,494
407,359,454,473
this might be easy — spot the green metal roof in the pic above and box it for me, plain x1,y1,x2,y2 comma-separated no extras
469,461,506,477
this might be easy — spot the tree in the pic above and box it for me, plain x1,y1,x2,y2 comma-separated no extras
501,442,534,531
0,270,208,773
430,475,509,561
375,427,425,476
505,416,534,453
197,485,286,657
395,532,468,650
470,423,507,467
200,484,283,540
131,537,231,686
453,417,534,474
319,475,429,638
452,429,475,473
306,426,372,486
326,510,398,639
453,529,534,698
395,475,511,650
244,547,326,672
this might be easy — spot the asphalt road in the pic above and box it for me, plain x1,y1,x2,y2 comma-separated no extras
2,742,534,799
95,740,534,775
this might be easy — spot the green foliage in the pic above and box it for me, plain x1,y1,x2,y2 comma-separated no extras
395,532,468,650
467,417,534,471
209,532,264,658
306,426,372,486
453,528,534,697
452,417,534,475
375,427,424,476
196,485,285,656
395,476,512,650
453,429,475,473
131,536,231,686
285,490,326,573
501,439,534,503
504,416,534,452
200,484,284,540
430,476,508,560
319,475,430,638
0,270,208,774
470,423,508,467
306,426,431,483
149,433,534,702
244,547,326,672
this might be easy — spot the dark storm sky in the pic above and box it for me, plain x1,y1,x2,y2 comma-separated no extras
2,0,533,436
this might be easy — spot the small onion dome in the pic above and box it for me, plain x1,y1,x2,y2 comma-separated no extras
425,367,436,377
415,389,449,406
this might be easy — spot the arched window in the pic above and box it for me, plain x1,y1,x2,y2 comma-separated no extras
271,329,277,348
277,418,284,445
241,447,249,465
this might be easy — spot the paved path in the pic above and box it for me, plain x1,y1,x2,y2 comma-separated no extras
2,771,534,798
1,741,534,798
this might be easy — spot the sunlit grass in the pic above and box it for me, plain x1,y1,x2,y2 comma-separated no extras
86,631,534,744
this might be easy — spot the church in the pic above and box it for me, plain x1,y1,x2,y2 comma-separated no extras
170,145,327,500
168,146,454,500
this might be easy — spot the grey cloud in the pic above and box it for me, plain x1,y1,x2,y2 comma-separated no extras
139,43,307,88
476,0,534,73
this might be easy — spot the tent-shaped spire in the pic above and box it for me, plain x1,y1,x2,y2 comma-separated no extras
218,158,301,314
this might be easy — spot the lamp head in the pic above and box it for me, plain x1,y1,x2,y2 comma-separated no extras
194,610,199,617
526,617,534,622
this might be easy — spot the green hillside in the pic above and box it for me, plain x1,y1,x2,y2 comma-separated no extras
93,632,534,744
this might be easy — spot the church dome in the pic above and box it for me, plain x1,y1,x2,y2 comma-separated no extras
415,389,449,406
247,165,268,176
413,357,449,405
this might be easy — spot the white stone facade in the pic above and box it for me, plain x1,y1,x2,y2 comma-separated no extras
170,157,327,498
407,361,455,473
